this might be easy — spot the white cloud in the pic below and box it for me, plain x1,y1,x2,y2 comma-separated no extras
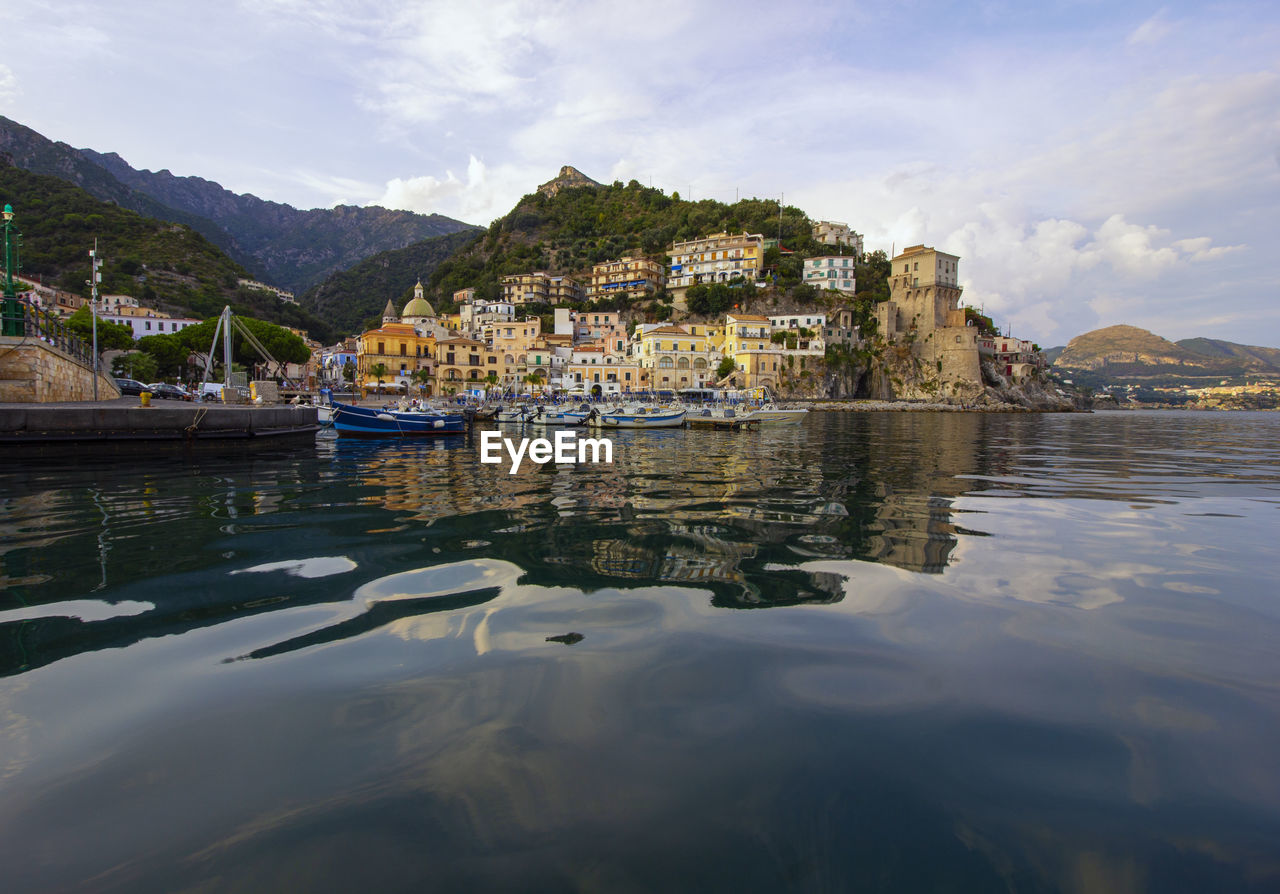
0,64,16,104
1127,9,1174,46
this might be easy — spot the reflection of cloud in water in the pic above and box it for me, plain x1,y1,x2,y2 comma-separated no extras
0,599,153,624
230,556,358,579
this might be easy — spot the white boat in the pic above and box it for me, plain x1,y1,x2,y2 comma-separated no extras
684,405,758,429
525,405,582,426
594,406,687,429
749,406,809,424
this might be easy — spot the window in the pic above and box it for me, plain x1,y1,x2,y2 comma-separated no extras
378,342,385,355
400,344,407,356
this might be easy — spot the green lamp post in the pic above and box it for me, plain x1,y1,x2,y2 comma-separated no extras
2,203,21,337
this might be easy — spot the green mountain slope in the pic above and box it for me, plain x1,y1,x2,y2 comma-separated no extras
0,159,335,342
0,115,479,295
301,229,482,335
81,147,481,293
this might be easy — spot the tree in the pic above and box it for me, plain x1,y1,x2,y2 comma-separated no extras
137,333,191,379
342,361,356,387
369,362,388,394
412,367,433,395
66,307,134,351
716,356,736,380
111,351,157,382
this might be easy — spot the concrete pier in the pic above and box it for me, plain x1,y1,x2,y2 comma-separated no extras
0,397,320,446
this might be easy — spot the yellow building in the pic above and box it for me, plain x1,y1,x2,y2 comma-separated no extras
435,337,501,392
721,314,783,390
588,256,666,302
501,272,584,305
637,324,717,390
357,321,435,393
666,232,764,302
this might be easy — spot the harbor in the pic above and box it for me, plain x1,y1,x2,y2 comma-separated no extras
0,397,320,447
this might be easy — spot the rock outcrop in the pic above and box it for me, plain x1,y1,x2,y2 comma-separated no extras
537,166,602,197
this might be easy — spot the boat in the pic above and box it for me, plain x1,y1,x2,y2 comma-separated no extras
316,405,334,426
593,405,687,429
525,405,584,426
331,402,466,436
748,406,809,424
684,405,758,429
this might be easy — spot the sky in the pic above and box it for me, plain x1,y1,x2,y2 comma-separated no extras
1,0,1277,348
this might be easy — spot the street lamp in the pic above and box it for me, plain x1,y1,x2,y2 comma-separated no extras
2,204,21,337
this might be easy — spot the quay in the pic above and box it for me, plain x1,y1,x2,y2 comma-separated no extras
0,396,320,447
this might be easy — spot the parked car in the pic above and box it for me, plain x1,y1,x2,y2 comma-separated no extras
147,382,193,401
114,377,147,396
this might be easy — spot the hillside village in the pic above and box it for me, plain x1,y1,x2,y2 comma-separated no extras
6,161,1052,405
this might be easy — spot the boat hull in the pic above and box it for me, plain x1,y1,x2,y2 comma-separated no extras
332,402,466,436
596,409,687,429
750,409,809,424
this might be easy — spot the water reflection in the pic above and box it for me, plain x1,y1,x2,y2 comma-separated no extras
1,412,1279,891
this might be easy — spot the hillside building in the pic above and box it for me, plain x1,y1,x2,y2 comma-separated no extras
811,221,864,258
501,272,584,305
666,232,765,303
588,256,666,302
803,256,856,295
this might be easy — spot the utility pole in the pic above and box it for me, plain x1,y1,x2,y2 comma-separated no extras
89,242,103,400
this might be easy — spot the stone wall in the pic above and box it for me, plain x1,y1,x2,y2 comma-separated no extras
0,338,120,402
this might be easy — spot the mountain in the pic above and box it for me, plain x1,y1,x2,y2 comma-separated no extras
1176,337,1280,370
1052,325,1280,384
301,229,482,335
537,165,603,197
0,116,479,294
0,159,336,342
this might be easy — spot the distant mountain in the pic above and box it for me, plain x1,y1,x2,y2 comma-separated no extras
1052,325,1280,383
1176,337,1280,370
0,159,335,342
0,116,479,294
301,229,482,335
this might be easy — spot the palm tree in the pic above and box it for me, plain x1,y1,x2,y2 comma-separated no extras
411,367,432,398
369,362,388,395
522,373,544,394
484,371,499,393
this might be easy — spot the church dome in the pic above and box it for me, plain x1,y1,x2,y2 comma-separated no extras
402,295,436,318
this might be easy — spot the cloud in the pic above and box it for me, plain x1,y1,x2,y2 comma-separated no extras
1127,9,1174,46
0,64,16,104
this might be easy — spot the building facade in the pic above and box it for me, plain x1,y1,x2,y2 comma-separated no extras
666,232,765,299
803,256,857,295
588,256,666,302
811,221,865,258
501,272,584,306
874,244,981,391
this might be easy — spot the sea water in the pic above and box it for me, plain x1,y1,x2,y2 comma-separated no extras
1,411,1277,892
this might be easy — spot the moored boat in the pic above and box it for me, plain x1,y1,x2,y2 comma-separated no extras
593,406,687,429
331,402,466,436
684,406,758,429
749,407,809,424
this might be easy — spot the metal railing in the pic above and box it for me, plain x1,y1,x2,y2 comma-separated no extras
15,302,98,372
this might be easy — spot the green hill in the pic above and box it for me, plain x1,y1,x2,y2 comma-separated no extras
301,229,483,335
0,115,478,294
0,159,336,342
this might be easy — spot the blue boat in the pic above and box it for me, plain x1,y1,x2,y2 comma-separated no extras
331,402,466,437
